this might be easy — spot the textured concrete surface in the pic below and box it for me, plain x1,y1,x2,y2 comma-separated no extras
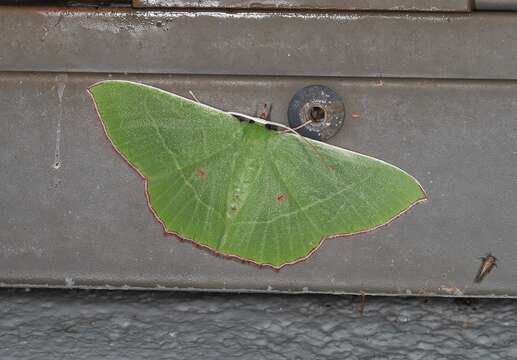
1,290,516,359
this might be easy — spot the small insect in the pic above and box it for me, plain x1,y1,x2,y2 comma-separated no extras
474,253,497,283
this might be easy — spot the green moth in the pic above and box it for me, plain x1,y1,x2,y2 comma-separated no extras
89,80,426,269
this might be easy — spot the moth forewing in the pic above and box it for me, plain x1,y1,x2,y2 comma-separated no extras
474,254,497,283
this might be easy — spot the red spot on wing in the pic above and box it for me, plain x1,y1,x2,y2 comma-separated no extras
196,167,207,179
276,194,287,203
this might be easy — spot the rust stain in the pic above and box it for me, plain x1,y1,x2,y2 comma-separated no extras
276,194,287,203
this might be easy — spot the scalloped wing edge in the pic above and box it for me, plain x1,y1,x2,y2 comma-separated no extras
88,80,427,270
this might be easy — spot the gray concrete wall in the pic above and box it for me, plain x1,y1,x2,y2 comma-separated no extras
1,290,515,359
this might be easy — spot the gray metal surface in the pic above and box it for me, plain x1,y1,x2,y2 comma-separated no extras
133,0,472,12
4,7,517,79
475,0,517,10
2,72,517,296
1,289,516,359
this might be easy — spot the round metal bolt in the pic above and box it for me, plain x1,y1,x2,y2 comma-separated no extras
287,85,346,141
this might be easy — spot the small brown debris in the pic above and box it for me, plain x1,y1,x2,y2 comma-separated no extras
357,292,367,317
257,103,272,120
454,298,479,309
441,286,463,296
450,319,474,328
351,112,361,119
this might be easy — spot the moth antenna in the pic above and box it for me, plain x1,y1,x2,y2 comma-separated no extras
274,122,333,172
281,119,313,133
188,90,201,103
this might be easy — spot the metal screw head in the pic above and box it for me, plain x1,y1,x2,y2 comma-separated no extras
287,85,345,141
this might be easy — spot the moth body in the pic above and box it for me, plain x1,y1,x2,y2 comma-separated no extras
474,253,497,283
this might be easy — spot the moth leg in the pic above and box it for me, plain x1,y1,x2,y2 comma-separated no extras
188,90,201,103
